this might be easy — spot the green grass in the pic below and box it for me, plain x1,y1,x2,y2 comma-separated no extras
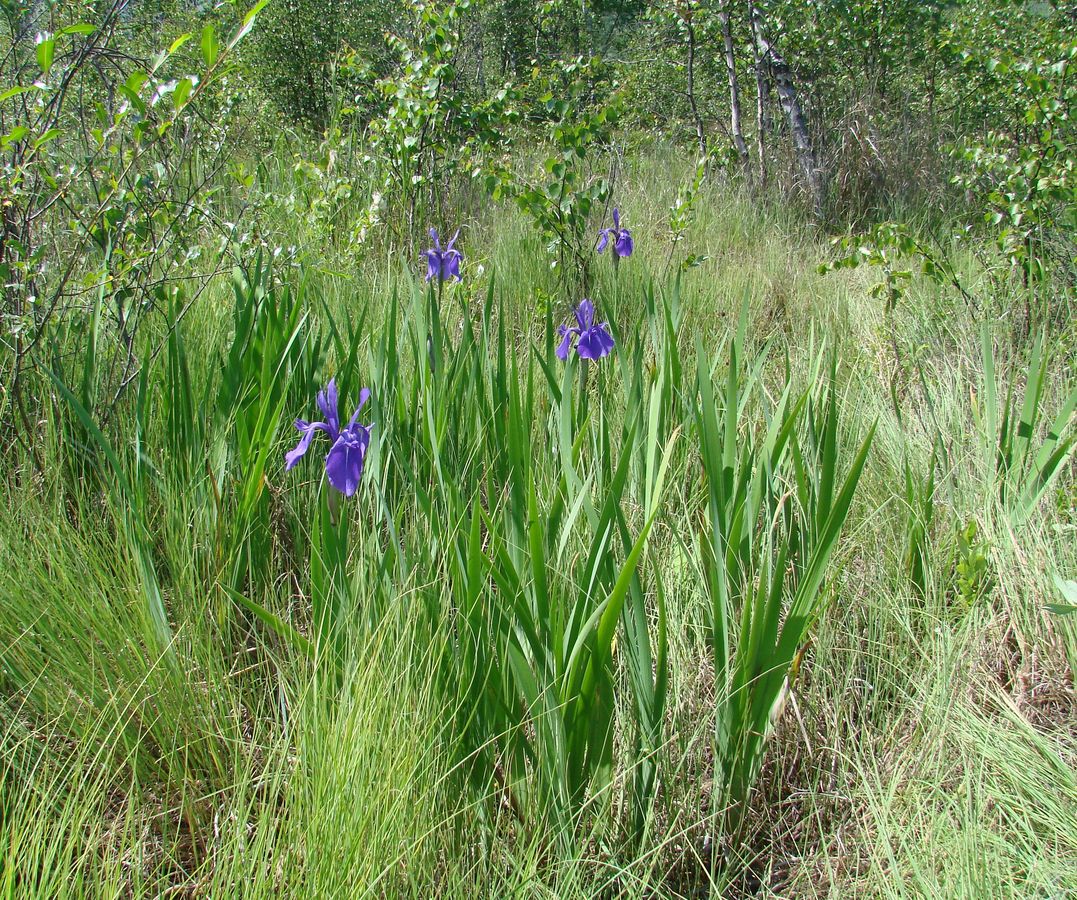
2,151,1076,897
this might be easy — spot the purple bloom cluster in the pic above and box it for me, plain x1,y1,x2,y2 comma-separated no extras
287,217,637,498
424,228,462,282
285,379,373,497
557,298,615,361
596,208,633,258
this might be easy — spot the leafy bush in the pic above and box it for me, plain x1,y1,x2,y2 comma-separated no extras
249,0,396,131
0,1,268,440
491,58,618,291
953,43,1077,295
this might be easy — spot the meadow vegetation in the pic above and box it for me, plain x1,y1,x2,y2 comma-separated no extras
1,1,1076,897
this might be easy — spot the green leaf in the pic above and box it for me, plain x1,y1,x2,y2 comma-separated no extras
59,23,97,36
173,76,194,110
32,128,61,150
36,35,55,76
574,428,677,715
0,85,35,104
1053,575,1077,608
1046,603,1077,616
169,32,193,54
229,0,270,50
1,126,28,148
201,24,219,67
224,586,314,657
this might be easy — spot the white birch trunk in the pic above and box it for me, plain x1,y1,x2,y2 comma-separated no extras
718,0,749,172
749,3,825,219
752,24,768,191
685,18,708,159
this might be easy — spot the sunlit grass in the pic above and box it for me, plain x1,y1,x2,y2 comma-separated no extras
2,155,1075,897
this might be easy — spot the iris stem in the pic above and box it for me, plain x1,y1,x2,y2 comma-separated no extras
427,279,441,375
326,480,340,527
579,357,590,429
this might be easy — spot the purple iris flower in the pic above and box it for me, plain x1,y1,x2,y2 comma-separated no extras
556,298,615,361
285,379,373,497
424,228,463,282
596,207,633,257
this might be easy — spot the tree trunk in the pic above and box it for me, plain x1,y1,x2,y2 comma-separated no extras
685,17,708,159
751,23,768,191
718,1,749,172
749,3,825,220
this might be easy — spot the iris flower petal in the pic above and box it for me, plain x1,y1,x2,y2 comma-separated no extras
285,420,333,470
424,227,464,282
316,379,340,435
556,301,615,362
595,324,616,356
286,382,373,498
325,425,370,497
576,332,600,360
577,325,615,360
285,422,318,470
444,250,462,281
597,208,632,258
576,298,595,330
348,388,371,426
556,326,576,361
426,249,443,282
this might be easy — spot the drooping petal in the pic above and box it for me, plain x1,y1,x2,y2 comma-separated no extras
285,421,315,470
575,298,595,330
316,380,341,436
577,325,615,360
443,249,462,282
594,323,616,356
285,420,332,470
596,230,610,253
325,425,370,497
576,331,601,360
615,229,633,257
425,249,441,282
556,325,576,361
